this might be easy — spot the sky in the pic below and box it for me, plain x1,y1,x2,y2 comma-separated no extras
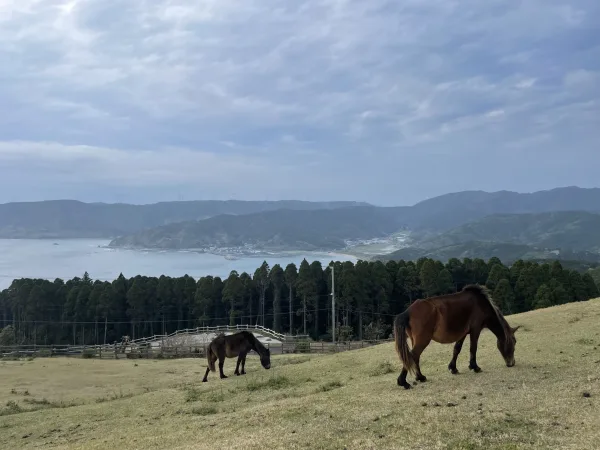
0,0,599,206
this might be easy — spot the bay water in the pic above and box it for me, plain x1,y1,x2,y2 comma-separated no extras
0,239,356,290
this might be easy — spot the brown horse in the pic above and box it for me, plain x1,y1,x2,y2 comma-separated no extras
393,284,520,389
202,331,271,382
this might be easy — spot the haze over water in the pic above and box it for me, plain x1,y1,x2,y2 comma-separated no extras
0,239,356,289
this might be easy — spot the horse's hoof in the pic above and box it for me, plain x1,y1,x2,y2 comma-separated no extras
402,382,412,390
220,375,228,379
202,379,208,383
234,372,240,376
417,376,427,382
470,366,482,373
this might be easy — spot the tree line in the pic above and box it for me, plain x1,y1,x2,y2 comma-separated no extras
0,257,598,347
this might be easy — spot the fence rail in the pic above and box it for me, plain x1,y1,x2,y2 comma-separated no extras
124,323,307,347
0,339,393,360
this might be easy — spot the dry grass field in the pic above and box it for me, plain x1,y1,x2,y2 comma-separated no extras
1,298,599,450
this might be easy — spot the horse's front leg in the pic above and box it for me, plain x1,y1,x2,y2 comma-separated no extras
218,356,228,379
448,336,466,375
468,329,482,373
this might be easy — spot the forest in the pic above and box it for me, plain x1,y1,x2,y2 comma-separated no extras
0,257,598,346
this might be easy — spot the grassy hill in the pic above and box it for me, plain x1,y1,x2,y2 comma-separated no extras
108,206,407,250
1,298,599,449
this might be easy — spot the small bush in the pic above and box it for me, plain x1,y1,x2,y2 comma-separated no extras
246,375,292,392
185,388,203,402
206,392,225,402
190,406,217,416
81,349,96,359
276,356,311,367
370,361,395,377
316,381,344,393
0,400,23,416
36,349,52,358
23,398,51,406
294,340,311,354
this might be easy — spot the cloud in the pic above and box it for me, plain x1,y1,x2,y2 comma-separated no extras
0,0,599,205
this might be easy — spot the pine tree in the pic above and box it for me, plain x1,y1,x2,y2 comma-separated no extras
284,263,298,333
582,273,599,298
269,265,285,332
253,261,270,327
419,259,439,297
534,284,553,310
493,279,515,314
487,263,511,290
437,269,454,294
222,271,244,326
296,259,315,335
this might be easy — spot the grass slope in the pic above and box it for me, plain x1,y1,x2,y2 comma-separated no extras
1,299,600,449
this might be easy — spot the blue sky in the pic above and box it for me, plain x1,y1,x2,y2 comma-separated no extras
0,0,598,206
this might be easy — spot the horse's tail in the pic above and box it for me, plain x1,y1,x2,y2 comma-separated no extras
394,311,415,375
206,344,216,372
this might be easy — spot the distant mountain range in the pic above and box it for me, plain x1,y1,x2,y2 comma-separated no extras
0,199,368,238
3,187,600,264
108,206,406,251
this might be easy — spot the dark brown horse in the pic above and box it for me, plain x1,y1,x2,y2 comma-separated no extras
202,331,271,382
393,284,520,389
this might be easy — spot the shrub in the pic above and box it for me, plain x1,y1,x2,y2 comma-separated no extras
81,349,96,359
294,339,311,353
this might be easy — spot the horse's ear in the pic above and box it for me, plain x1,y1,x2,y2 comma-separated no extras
511,326,521,333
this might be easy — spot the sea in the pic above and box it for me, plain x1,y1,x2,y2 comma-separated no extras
0,239,357,290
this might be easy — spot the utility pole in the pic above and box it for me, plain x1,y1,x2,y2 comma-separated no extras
330,264,335,344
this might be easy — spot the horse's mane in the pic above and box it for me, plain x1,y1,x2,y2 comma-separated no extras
246,332,268,356
462,284,512,345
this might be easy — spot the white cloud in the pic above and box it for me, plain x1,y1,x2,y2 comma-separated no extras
0,141,274,186
0,0,599,204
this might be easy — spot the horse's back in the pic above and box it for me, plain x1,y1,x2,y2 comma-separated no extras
407,293,481,344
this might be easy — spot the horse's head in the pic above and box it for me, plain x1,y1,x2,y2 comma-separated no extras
497,325,520,367
260,347,271,370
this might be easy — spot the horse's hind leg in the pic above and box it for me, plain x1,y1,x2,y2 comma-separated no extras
202,367,210,382
412,338,431,382
397,368,409,389
468,329,482,373
240,353,247,375
234,356,242,376
448,336,466,375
